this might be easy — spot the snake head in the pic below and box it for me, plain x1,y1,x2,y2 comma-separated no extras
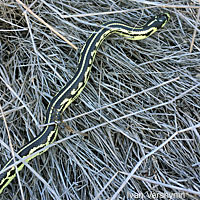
145,13,170,29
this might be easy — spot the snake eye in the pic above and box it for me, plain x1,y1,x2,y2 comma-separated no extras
161,13,170,22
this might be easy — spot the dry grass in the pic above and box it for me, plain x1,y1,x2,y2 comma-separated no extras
0,0,200,199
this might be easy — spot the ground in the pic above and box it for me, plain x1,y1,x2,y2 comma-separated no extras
0,0,200,199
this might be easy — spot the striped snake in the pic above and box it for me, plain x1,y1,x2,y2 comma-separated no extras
0,13,170,193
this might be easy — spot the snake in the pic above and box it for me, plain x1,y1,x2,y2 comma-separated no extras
0,13,170,193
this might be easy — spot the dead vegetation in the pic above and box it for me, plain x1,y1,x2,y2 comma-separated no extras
0,0,200,199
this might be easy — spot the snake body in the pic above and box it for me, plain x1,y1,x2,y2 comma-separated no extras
0,13,170,193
